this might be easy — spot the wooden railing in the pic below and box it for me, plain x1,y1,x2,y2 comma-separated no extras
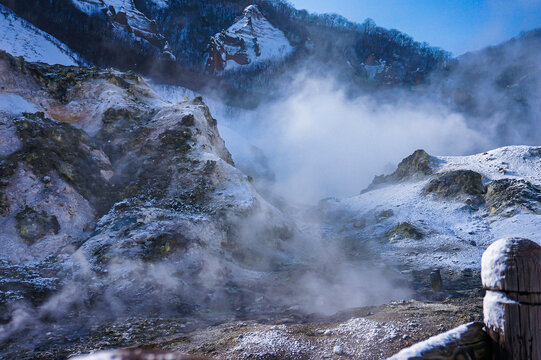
389,237,541,360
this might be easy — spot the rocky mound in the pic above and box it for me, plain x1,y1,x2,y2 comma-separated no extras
0,51,303,356
364,149,436,192
321,146,541,300
423,170,485,199
485,179,541,216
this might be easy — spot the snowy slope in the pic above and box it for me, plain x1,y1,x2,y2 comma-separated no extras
322,146,541,275
0,93,38,115
438,146,541,185
205,5,293,72
0,4,80,65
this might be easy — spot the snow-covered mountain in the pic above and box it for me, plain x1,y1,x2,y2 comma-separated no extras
205,5,293,73
319,146,541,296
1,1,541,357
0,4,81,65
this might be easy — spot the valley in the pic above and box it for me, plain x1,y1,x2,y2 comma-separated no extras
0,1,539,359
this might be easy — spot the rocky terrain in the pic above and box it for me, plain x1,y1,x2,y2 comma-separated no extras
316,146,541,298
0,4,540,357
1,53,539,359
70,298,485,360
0,51,307,358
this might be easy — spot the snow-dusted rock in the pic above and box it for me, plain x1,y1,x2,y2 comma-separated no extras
71,0,172,55
205,5,293,73
321,146,541,292
0,51,296,315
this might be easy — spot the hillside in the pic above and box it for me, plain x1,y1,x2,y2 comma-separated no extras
0,51,304,357
0,4,82,65
318,146,540,298
427,29,541,145
0,0,450,100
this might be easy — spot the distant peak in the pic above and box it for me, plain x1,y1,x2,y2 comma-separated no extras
243,4,263,18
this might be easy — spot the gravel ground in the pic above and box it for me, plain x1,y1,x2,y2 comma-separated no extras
26,297,484,360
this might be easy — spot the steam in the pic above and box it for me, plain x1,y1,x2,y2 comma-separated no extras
213,74,491,203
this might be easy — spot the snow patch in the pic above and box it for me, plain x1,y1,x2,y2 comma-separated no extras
437,146,541,185
483,290,517,331
481,238,512,290
0,93,38,114
0,4,80,65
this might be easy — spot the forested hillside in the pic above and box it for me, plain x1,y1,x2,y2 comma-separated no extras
0,0,450,104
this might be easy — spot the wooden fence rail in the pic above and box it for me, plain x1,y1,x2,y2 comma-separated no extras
389,237,541,360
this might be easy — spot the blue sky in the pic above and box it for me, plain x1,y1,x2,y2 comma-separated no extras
290,0,541,55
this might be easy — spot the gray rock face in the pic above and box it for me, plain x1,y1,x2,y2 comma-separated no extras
485,179,541,216
0,50,297,331
423,170,486,199
15,206,60,244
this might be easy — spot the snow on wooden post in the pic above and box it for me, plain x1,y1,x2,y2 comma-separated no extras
387,322,491,360
482,237,541,360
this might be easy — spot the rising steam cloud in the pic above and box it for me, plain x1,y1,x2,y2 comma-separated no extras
215,74,491,203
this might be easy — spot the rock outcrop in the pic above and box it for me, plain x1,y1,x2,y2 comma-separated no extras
0,50,298,347
71,0,174,58
485,179,541,216
204,5,293,73
365,149,436,192
423,170,486,200
326,146,541,299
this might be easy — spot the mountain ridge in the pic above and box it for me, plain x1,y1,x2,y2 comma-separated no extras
0,0,450,94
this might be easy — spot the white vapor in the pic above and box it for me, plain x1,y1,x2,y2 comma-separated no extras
216,75,490,204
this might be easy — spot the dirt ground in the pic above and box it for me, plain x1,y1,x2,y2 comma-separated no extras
20,297,484,360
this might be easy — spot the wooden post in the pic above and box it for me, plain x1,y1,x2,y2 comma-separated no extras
482,237,541,360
